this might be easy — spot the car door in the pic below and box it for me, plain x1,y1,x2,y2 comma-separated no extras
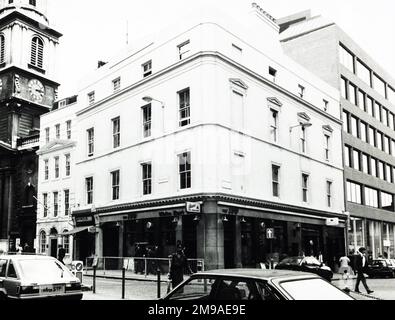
0,259,7,297
3,260,20,298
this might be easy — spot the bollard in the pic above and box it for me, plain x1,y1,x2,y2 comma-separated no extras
157,268,161,299
93,266,97,294
122,267,126,300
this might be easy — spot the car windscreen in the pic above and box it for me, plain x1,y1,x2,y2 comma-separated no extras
279,278,353,300
16,259,75,283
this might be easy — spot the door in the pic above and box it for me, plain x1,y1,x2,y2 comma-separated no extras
182,216,197,259
50,238,58,258
224,216,236,268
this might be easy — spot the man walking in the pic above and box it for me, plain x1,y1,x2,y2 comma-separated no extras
354,247,374,294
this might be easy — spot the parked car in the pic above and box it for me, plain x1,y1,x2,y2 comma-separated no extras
366,259,395,278
0,255,83,300
163,269,353,300
275,256,333,282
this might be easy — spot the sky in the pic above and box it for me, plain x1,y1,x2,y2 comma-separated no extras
46,0,395,99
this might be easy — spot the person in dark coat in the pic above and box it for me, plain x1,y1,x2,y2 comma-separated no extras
58,246,66,265
354,247,374,294
169,244,193,289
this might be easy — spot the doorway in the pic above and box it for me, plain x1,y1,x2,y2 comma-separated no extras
223,216,236,268
50,238,58,258
182,216,197,259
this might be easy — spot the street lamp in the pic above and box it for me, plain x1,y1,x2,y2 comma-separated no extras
289,122,312,133
142,96,165,133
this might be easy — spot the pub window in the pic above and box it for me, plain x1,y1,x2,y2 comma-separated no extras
142,163,152,195
179,152,191,190
142,60,152,78
179,88,191,127
112,117,120,148
86,177,93,205
111,170,120,201
178,40,190,60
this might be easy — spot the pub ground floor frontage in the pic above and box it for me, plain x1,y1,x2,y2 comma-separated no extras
72,194,347,271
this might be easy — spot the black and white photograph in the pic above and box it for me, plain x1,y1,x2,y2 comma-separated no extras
0,0,395,309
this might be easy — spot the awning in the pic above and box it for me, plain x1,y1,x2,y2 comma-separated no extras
59,226,90,236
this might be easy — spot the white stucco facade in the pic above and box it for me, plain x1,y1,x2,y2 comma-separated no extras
36,97,78,262
73,6,343,216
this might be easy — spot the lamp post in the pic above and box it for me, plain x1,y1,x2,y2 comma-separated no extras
142,96,165,133
289,122,312,133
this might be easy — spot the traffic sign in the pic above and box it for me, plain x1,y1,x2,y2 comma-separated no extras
266,228,275,239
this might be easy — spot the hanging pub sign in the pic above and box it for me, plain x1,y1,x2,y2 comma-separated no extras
266,228,275,240
186,202,201,213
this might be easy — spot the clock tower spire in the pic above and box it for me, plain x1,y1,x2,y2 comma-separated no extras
0,0,62,253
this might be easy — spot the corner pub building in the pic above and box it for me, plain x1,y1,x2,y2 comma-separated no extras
70,4,347,270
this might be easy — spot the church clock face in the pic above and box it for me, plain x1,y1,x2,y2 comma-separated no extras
28,79,45,103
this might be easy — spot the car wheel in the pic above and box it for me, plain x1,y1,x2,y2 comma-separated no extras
392,272,395,278
0,293,6,300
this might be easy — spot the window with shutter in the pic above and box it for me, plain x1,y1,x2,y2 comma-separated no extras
31,37,44,69
0,35,5,64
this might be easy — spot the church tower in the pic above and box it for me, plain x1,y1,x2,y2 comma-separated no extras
0,0,62,252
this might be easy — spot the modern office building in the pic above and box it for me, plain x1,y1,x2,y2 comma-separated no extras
69,4,346,269
36,95,78,263
279,11,395,259
0,0,61,252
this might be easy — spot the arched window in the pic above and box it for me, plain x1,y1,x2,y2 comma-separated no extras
0,35,5,64
40,231,46,254
31,36,44,69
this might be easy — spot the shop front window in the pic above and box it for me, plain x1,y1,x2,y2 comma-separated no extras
349,218,364,254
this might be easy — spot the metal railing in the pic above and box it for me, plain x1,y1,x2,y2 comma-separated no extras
84,256,205,278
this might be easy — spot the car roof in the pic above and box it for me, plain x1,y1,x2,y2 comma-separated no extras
193,269,318,281
0,255,55,261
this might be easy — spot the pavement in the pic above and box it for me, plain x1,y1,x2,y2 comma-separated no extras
79,270,393,300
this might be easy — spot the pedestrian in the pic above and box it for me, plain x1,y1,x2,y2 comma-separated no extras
341,269,352,293
354,247,374,294
339,254,352,275
16,244,23,255
146,247,154,275
318,251,323,264
169,243,193,289
58,246,66,265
